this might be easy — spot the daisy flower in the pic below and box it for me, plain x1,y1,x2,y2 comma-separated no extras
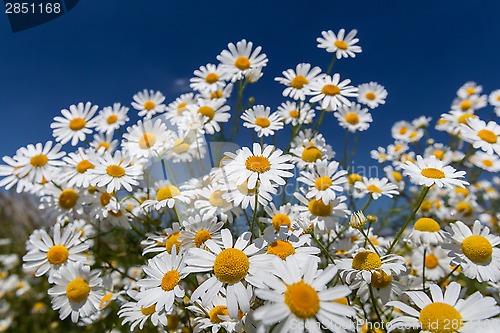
443,220,500,282
274,63,322,100
179,214,224,249
488,89,500,107
223,143,294,193
132,89,166,118
316,28,362,59
165,92,196,125
94,103,129,135
220,177,275,210
203,82,234,100
164,129,206,163
357,82,388,109
217,39,268,82
51,102,98,146
401,155,469,189
289,131,334,169
190,63,228,93
136,248,188,313
297,160,347,204
186,229,269,319
187,98,231,135
470,151,500,172
354,177,399,199
60,148,96,188
458,81,483,98
451,94,487,113
334,103,373,132
277,101,315,126
122,119,171,159
89,132,119,155
411,246,451,281
39,183,85,220
406,217,446,247
386,282,500,333
460,118,500,156
241,105,283,137
13,141,65,183
89,150,143,193
335,248,406,284
350,269,404,305
260,203,300,233
141,181,190,211
263,226,320,262
194,184,243,223
308,73,358,111
118,293,167,331
22,223,89,279
48,262,104,323
253,256,356,332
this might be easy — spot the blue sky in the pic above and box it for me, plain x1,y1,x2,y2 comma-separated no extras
1,0,500,165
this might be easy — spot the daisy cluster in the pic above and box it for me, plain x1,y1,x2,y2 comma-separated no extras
1,28,500,333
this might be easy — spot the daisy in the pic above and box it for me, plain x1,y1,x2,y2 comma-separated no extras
443,220,500,282
136,248,188,313
194,184,243,223
39,183,85,220
220,177,275,210
164,129,206,163
411,246,451,281
223,143,294,193
89,150,143,193
316,28,362,59
141,181,190,211
350,270,404,305
335,248,406,284
488,89,500,107
384,165,405,190
260,203,300,233
94,103,129,135
274,63,322,100
253,256,356,332
401,155,469,189
451,94,487,113
51,102,98,146
22,224,89,279
190,63,228,93
413,115,432,128
179,214,224,249
458,81,483,98
290,132,334,169
263,226,320,262
187,98,231,135
460,118,500,156
12,141,65,183
406,217,446,247
386,282,500,333
334,103,373,132
241,105,283,137
308,73,358,111
297,160,347,204
357,82,387,109
371,147,389,163
354,177,399,199
165,92,196,125
470,152,500,172
122,119,171,159
89,132,119,155
132,89,166,118
48,262,104,323
186,229,269,319
118,294,167,331
217,39,268,82
203,82,234,100
245,67,263,83
60,148,96,188
277,101,315,126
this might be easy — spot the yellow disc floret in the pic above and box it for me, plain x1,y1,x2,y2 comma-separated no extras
165,232,182,253
477,129,498,144
272,213,291,231
69,118,86,131
138,133,157,149
234,56,251,70
161,270,181,291
106,165,125,178
425,254,439,269
194,229,212,248
461,235,493,263
47,245,69,265
156,185,181,201
213,248,249,284
308,198,332,217
66,278,90,303
414,218,441,232
314,176,332,191
352,251,382,271
267,240,296,260
345,113,359,125
419,302,462,333
143,100,156,111
284,281,320,319
58,189,79,209
245,156,271,173
421,167,445,179
76,160,95,173
322,84,341,96
255,117,271,128
198,106,215,120
291,75,308,89
30,154,48,167
205,73,219,84
371,270,393,289
334,40,348,50
301,144,323,163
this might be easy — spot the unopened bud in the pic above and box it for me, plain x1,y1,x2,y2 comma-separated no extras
366,214,378,223
350,211,367,229
248,97,255,104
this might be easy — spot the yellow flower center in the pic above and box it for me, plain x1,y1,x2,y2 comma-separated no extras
165,232,182,253
76,160,95,173
30,154,48,167
156,185,181,201
272,213,291,231
392,171,403,182
420,167,445,179
352,251,382,271
345,113,359,125
213,248,249,284
210,90,224,99
466,87,475,95
205,73,219,84
414,217,441,232
69,118,86,131
176,102,188,114
460,100,472,111
455,187,469,197
482,159,493,167
209,305,228,323
425,254,439,269
138,133,157,149
437,118,448,125
322,84,341,96
46,245,69,265
198,106,215,121
365,92,376,100
332,297,349,305
371,270,393,289
100,192,112,206
140,304,156,316
97,142,110,151
58,189,79,209
209,190,229,208
234,56,251,70
143,100,156,111
106,165,125,178
66,278,90,303
366,184,382,194
456,202,473,217
255,117,271,128
301,145,323,163
334,40,348,50
106,115,118,124
419,302,462,333
291,75,309,89
420,200,433,212
173,139,190,154
267,240,296,260
100,293,114,308
161,270,180,291
434,150,445,160
399,127,408,135
457,113,475,124
289,110,299,118
194,229,212,248
245,155,271,173
477,129,498,144
461,235,492,263
348,173,362,184
314,176,332,191
284,281,320,319
308,198,332,217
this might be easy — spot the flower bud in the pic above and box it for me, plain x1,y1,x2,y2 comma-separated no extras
367,214,378,223
350,211,367,229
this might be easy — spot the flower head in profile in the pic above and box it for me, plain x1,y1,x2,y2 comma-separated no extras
401,155,468,189
460,118,500,156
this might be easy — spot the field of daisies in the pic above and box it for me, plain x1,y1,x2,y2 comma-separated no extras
1,28,500,333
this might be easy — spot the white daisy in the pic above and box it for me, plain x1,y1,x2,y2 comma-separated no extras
132,89,166,118
263,226,320,262
122,119,171,159
297,160,347,204
334,103,373,132
316,28,362,59
260,203,300,233
60,148,96,188
141,181,190,211
308,73,358,111
411,246,451,281
118,294,167,331
470,152,500,172
190,63,228,93
217,39,268,82
89,132,119,155
354,177,399,199
165,92,196,125
194,184,243,224
274,63,322,101
357,82,387,109
220,177,275,210
51,102,98,146
488,89,500,107
460,118,500,156
187,98,231,135
179,214,224,249
289,130,334,169
277,101,315,126
241,105,283,137
164,129,206,163
451,94,487,113
94,103,129,135
13,141,65,183
406,217,446,247
458,81,483,98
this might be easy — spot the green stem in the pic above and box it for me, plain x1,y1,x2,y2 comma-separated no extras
369,285,386,331
310,231,335,264
360,228,379,256
361,196,373,213
326,56,336,75
422,248,427,289
250,187,260,239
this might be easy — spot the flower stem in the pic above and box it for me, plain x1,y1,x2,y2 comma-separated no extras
310,230,335,264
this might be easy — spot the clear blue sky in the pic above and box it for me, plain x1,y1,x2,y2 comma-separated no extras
1,0,499,162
